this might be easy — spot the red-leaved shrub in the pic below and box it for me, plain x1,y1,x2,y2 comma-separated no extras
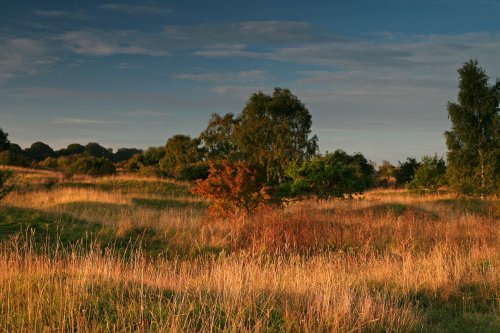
191,160,274,217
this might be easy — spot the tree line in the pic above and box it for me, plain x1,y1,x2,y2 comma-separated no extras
0,60,498,203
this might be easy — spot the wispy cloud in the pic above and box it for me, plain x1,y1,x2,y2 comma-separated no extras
115,62,143,69
51,117,113,125
110,110,170,117
33,10,88,20
164,21,335,45
0,38,59,81
173,70,271,83
58,30,170,56
99,4,171,15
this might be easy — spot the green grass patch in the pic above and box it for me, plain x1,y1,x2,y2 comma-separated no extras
58,179,194,197
0,205,102,244
132,197,207,210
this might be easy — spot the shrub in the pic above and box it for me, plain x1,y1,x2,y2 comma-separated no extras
285,150,374,199
394,157,420,186
68,156,116,176
177,162,209,181
191,160,274,217
407,155,447,192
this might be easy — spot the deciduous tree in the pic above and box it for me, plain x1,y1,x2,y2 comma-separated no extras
445,59,499,195
233,88,318,184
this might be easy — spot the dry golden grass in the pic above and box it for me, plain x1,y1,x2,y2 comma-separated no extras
0,169,499,332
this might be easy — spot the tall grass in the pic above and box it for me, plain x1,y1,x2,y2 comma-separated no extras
0,169,499,332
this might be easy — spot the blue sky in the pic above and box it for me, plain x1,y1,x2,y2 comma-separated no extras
1,0,499,164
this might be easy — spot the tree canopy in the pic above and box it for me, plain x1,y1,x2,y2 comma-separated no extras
25,142,55,162
233,88,318,184
0,128,9,151
285,150,374,199
445,59,499,195
159,135,205,178
200,113,238,160
407,155,447,192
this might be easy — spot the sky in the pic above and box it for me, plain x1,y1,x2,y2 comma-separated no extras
1,0,499,164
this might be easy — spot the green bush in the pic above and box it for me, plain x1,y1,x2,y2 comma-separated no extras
68,156,116,176
407,155,447,192
285,150,374,199
176,162,209,181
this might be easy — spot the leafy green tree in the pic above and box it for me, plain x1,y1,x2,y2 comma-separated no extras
407,155,447,192
394,157,420,186
233,88,318,184
114,148,143,163
445,59,499,195
25,142,55,162
159,135,205,178
285,150,374,199
56,143,86,157
85,142,114,160
142,146,166,166
199,113,238,160
68,156,116,176
377,160,396,187
0,128,10,151
0,144,29,166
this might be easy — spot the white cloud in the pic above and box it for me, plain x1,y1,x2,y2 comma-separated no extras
0,38,59,81
51,117,113,125
173,70,270,83
58,30,170,56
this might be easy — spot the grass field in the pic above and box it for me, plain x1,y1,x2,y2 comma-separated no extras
0,167,499,332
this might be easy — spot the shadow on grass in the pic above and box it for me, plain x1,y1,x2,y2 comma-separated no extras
435,198,498,218
132,197,208,210
57,179,195,197
351,203,440,220
0,205,222,259
0,205,102,244
365,279,500,333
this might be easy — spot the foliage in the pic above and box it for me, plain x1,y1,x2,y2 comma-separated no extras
176,162,209,181
0,144,29,166
445,59,499,196
142,146,166,166
191,160,273,216
0,128,10,151
159,135,205,178
394,157,421,186
25,141,55,162
377,160,396,187
200,113,238,160
407,155,447,192
233,88,318,184
285,150,374,199
56,143,86,157
67,155,116,176
114,148,143,163
123,153,143,172
39,156,60,169
85,142,114,160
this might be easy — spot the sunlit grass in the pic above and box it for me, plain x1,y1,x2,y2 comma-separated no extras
0,168,499,332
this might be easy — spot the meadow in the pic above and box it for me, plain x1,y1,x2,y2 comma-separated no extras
0,167,499,332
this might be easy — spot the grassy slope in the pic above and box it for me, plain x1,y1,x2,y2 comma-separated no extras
0,169,499,332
